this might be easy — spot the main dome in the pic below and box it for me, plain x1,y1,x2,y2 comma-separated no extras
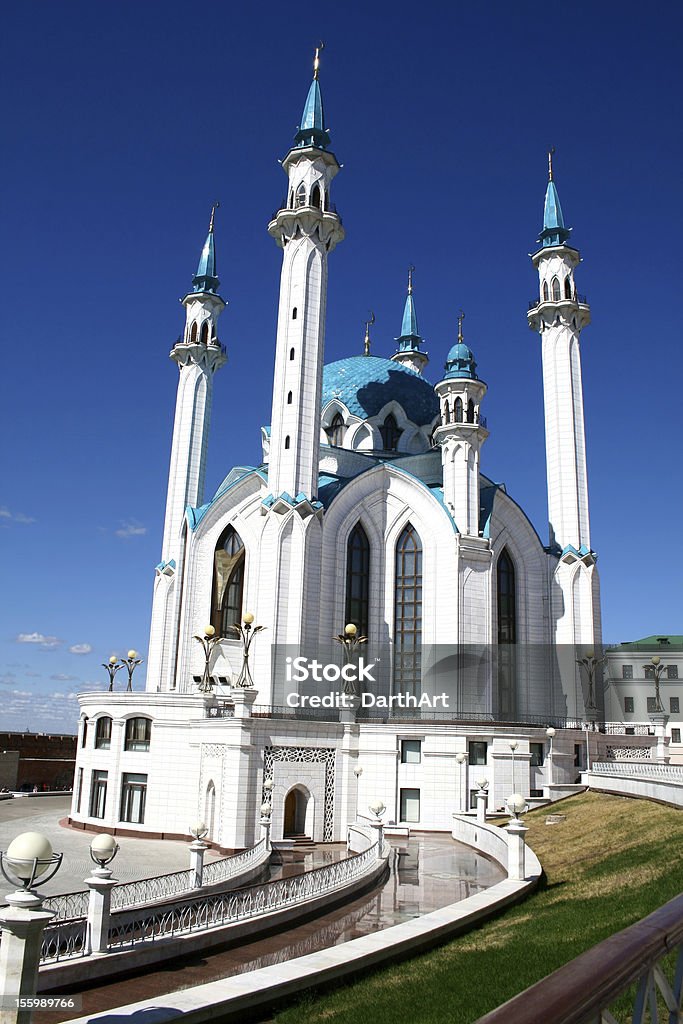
322,356,439,426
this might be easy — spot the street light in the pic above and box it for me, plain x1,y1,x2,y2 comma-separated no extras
121,650,143,692
193,625,221,693
650,656,667,713
103,655,122,692
369,800,386,820
189,821,209,842
231,613,266,689
546,727,556,786
509,740,519,793
456,751,466,812
576,648,605,721
507,793,527,827
89,834,119,876
333,623,369,696
0,832,62,902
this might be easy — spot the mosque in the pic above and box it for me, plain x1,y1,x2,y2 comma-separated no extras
70,52,603,849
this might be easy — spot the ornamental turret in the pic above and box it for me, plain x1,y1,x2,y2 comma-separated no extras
391,267,428,375
433,313,488,536
265,48,344,505
528,151,591,554
161,206,227,562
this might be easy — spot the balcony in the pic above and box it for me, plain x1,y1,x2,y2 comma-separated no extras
528,293,588,311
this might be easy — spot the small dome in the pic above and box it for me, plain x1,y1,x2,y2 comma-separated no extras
444,343,478,380
322,356,439,426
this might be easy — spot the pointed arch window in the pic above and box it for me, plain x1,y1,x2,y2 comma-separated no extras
289,347,295,361
454,397,463,423
284,436,290,450
394,523,422,694
345,523,370,637
190,321,198,343
380,413,401,451
295,182,307,207
287,391,293,405
497,547,517,718
467,399,475,423
564,276,572,299
551,277,561,302
310,183,321,209
200,320,209,345
542,281,549,302
211,525,245,637
326,413,345,446
443,401,450,424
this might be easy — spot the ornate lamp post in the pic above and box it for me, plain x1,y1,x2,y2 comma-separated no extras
333,623,368,696
103,655,122,692
232,613,266,689
121,650,143,692
650,656,667,713
86,834,118,953
193,625,221,693
188,821,209,888
546,727,556,787
576,648,605,722
509,740,518,794
456,751,467,813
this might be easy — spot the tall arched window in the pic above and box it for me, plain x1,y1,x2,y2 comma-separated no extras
394,524,422,694
200,320,209,344
211,525,245,637
454,397,463,422
380,413,401,451
310,183,321,209
564,276,572,299
551,277,561,302
467,399,475,423
326,413,345,446
542,281,549,302
345,523,370,637
285,436,290,449
287,391,293,405
497,548,517,718
289,347,295,361
443,401,451,424
295,182,307,207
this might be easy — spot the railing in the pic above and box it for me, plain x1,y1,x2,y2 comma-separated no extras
252,704,341,722
474,892,683,1024
41,918,88,964
40,839,268,923
602,723,655,736
528,293,588,310
205,702,235,718
591,762,683,781
106,840,384,950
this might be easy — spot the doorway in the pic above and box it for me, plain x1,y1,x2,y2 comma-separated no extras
283,786,311,837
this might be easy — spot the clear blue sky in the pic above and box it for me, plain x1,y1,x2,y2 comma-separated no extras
1,1,681,733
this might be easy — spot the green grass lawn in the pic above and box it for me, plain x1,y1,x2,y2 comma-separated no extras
275,792,683,1024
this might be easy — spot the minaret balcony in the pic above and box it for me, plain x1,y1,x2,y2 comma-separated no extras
528,294,588,311
267,204,344,251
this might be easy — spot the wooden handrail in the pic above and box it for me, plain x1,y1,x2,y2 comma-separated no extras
475,893,683,1024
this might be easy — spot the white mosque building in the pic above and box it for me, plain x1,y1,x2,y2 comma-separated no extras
70,54,606,850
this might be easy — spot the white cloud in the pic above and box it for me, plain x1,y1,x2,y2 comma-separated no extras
0,690,80,734
115,520,147,539
0,672,17,685
0,506,36,525
50,673,80,682
15,632,61,650
69,643,92,655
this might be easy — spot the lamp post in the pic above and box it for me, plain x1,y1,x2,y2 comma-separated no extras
0,831,62,1024
476,778,488,823
333,624,368,696
102,655,122,692
546,727,556,787
193,625,221,693
650,656,667,713
85,834,118,953
576,649,605,725
368,801,386,861
506,794,529,881
232,613,266,689
121,650,143,692
509,740,518,794
455,752,466,813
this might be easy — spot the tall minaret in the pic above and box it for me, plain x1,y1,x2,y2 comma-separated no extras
266,48,344,501
391,267,428,375
161,207,227,561
433,313,488,535
528,152,591,553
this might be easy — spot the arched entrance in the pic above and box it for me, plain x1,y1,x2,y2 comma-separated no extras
283,786,312,838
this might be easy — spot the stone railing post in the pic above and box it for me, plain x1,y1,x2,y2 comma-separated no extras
370,821,385,861
506,821,528,881
0,891,54,1024
85,867,117,954
260,807,272,852
476,787,488,823
189,840,207,889
231,688,258,720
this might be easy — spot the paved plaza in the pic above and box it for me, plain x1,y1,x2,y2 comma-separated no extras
0,796,220,897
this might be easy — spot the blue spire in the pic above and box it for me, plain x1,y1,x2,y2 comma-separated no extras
293,47,331,150
538,150,571,248
395,267,424,354
192,203,220,294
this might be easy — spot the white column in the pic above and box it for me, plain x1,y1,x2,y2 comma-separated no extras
0,892,54,1024
507,821,528,881
189,840,207,889
85,868,117,954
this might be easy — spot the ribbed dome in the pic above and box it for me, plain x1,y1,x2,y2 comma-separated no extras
444,343,478,380
322,356,439,426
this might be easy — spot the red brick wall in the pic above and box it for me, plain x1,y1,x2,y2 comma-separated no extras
0,733,76,790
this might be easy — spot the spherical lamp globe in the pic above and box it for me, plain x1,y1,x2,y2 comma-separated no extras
6,832,53,882
90,833,118,867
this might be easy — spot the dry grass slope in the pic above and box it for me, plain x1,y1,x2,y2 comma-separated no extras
275,793,683,1024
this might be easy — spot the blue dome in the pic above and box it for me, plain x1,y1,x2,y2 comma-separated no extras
444,343,478,379
322,356,439,426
